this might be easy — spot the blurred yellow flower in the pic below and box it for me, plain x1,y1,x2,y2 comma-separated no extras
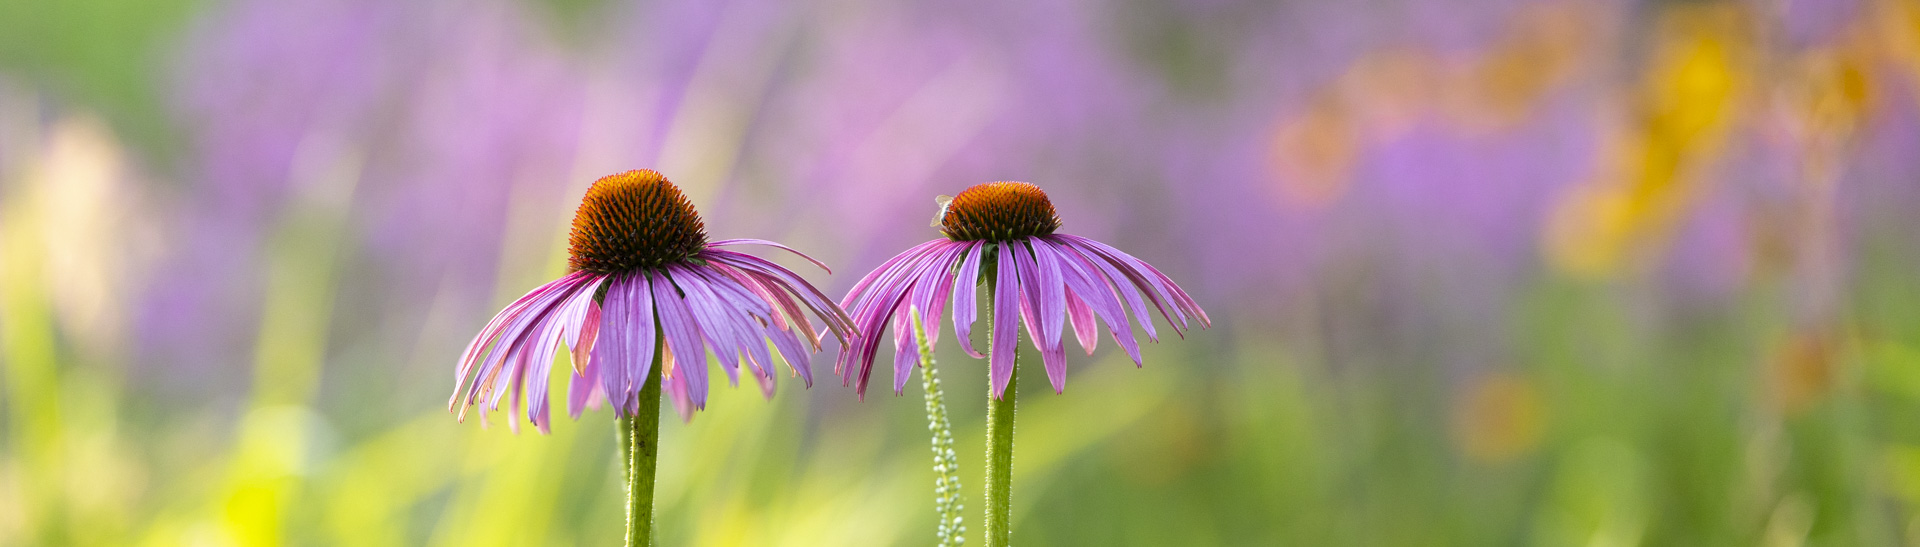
1546,3,1749,279
1875,0,1920,104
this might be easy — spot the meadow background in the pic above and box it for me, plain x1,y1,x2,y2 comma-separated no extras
5,0,1920,545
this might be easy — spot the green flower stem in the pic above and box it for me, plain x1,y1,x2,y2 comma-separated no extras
620,335,665,547
914,308,964,547
984,273,1018,547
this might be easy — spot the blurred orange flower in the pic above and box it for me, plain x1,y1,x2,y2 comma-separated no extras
1452,372,1548,463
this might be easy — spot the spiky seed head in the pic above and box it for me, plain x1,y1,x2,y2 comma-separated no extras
567,170,707,273
938,181,1061,242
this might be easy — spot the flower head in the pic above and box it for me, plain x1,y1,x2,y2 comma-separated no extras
839,182,1210,399
938,181,1062,242
452,170,855,429
568,171,708,273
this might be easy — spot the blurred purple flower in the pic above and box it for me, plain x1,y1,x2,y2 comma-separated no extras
1778,0,1861,47
735,0,1163,272
837,182,1208,398
144,0,585,386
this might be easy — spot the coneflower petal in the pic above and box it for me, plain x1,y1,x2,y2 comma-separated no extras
1122,256,1210,328
707,238,835,273
672,267,746,386
1027,242,1069,393
533,283,601,429
679,264,780,391
909,243,965,351
842,242,952,395
1064,291,1097,355
652,273,709,411
762,315,814,386
1056,235,1209,333
662,354,694,419
569,295,602,375
1054,237,1160,342
891,305,921,395
839,242,942,334
989,242,1021,399
567,352,603,419
716,262,813,345
1009,243,1047,389
844,239,950,307
708,250,855,343
713,263,790,332
950,242,986,359
522,294,579,432
750,355,776,399
892,243,968,394
459,274,590,420
453,271,592,410
515,325,552,433
590,274,651,416
849,278,915,396
690,267,780,387
1034,237,1139,364
624,274,658,413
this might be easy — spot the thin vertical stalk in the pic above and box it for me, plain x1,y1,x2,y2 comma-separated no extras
621,334,665,547
915,308,964,546
984,265,1017,547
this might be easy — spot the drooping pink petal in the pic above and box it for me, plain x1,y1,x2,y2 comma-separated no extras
453,271,581,383
1023,241,1069,393
519,293,576,432
989,242,1021,399
726,264,818,383
712,263,819,383
762,316,814,386
840,240,960,397
1051,236,1161,342
706,250,856,343
662,350,695,421
1064,291,1097,355
706,238,835,273
685,265,778,383
749,354,776,399
570,297,602,375
713,262,791,331
890,304,922,395
652,271,710,411
909,243,964,351
725,265,819,350
892,243,968,394
670,266,745,386
842,239,949,308
591,273,657,416
1034,237,1139,364
950,242,986,359
455,272,593,422
452,271,595,414
1054,234,1210,333
842,275,914,396
567,350,602,420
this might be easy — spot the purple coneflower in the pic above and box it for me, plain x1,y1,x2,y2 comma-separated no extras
449,169,853,545
839,181,1209,397
837,181,1208,546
